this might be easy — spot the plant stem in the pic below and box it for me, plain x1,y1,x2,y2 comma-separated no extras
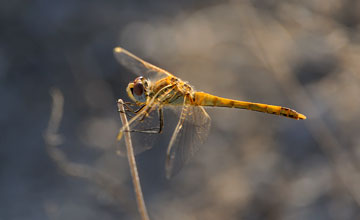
117,99,150,220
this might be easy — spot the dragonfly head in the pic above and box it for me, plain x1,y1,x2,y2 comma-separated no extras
126,76,150,104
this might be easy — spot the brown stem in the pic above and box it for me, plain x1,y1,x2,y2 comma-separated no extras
117,99,150,220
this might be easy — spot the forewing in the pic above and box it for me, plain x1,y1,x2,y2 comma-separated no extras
113,47,173,81
165,103,211,179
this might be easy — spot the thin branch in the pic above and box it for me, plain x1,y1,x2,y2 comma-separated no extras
117,99,150,220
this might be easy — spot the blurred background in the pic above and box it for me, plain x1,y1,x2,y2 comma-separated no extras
1,0,360,219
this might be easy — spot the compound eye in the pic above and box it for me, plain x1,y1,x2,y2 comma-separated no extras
133,82,144,96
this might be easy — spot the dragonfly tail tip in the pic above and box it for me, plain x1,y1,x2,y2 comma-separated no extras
298,113,307,120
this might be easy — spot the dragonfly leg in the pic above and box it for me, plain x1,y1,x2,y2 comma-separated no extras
119,102,146,118
118,84,175,140
123,107,164,134
118,101,135,113
117,100,142,110
134,104,146,114
158,107,164,133
139,105,153,121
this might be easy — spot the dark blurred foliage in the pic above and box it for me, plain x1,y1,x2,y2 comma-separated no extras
1,0,360,220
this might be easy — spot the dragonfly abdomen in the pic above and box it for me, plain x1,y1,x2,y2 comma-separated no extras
194,92,306,120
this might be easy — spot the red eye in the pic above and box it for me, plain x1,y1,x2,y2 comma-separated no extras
133,82,144,96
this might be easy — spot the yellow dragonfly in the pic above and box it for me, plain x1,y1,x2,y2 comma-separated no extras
114,47,306,178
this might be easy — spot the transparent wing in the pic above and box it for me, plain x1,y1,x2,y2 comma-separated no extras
113,47,174,81
165,101,211,179
117,103,161,156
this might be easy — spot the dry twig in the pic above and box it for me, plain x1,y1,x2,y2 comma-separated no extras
117,99,150,220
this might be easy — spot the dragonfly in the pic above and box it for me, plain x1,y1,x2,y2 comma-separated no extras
114,47,306,178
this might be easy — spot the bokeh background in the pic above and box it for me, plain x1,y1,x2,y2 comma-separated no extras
2,0,360,219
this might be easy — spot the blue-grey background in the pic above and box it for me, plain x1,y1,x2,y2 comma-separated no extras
1,0,360,219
